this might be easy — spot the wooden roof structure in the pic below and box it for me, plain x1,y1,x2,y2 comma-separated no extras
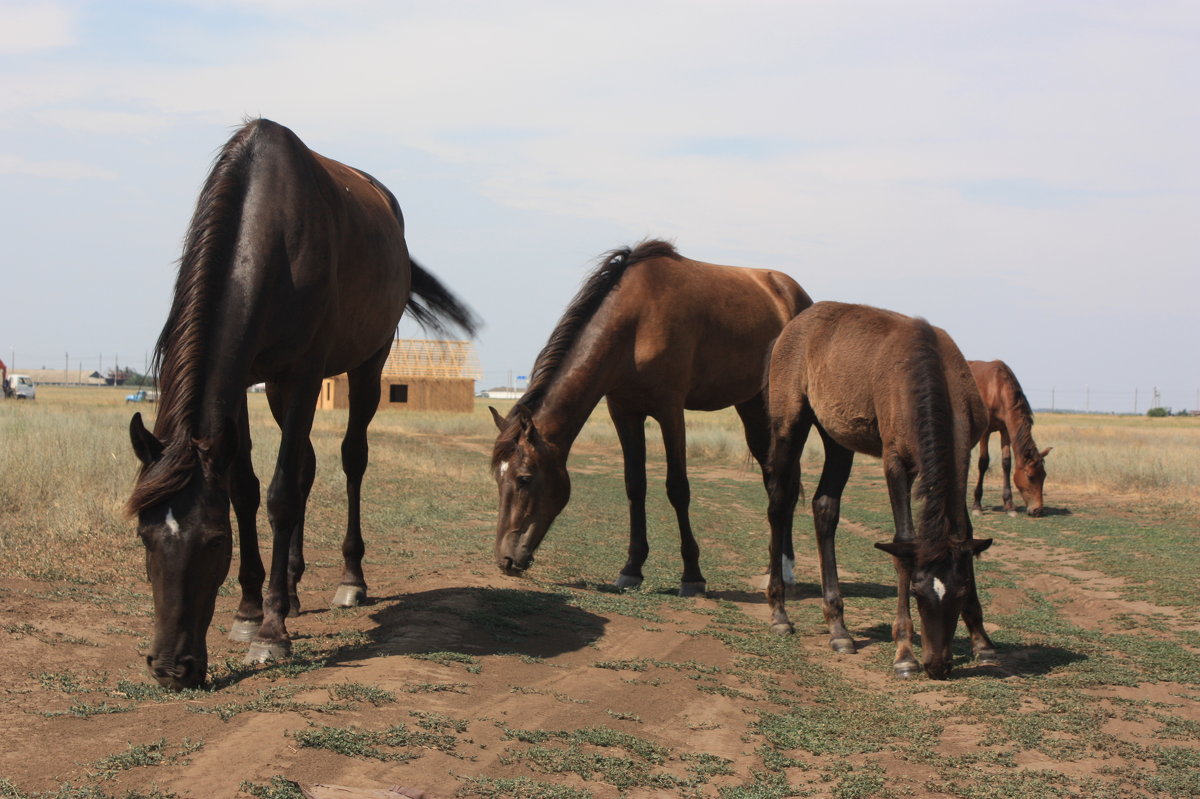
381,339,481,380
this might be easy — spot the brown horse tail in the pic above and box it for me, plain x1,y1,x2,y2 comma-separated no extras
910,319,959,552
407,260,481,339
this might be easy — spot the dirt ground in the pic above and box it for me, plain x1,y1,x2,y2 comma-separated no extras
1,440,1198,798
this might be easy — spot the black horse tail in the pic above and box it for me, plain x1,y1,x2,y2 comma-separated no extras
407,260,481,339
910,319,959,552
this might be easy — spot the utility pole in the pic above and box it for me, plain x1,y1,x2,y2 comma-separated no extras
1051,386,1055,412
1134,388,1138,414
1085,385,1090,413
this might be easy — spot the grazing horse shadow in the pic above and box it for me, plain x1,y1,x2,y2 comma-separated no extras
356,587,609,660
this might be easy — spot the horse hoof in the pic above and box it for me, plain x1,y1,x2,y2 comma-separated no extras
1006,510,1019,518
287,595,301,618
612,574,643,592
830,637,856,654
679,581,707,598
331,584,366,608
975,648,1000,665
893,660,921,679
244,640,290,665
228,619,261,643
970,507,982,517
769,622,795,636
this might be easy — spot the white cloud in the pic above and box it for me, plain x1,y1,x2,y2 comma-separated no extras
0,2,74,54
0,1,1196,407
0,153,116,180
33,108,173,135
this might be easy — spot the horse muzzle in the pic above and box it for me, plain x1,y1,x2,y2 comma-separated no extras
147,653,204,691
498,553,535,576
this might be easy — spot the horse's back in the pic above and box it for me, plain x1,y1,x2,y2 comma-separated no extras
228,120,410,380
939,335,989,455
607,255,810,410
966,359,1012,437
771,302,980,458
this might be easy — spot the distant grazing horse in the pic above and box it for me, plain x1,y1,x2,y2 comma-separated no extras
127,119,477,690
765,302,996,679
968,360,1050,517
490,240,812,595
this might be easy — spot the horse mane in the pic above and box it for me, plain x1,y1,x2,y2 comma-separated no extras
909,319,961,558
492,239,680,466
996,360,1041,465
127,120,261,515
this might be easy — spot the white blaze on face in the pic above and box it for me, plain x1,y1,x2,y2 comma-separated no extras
164,508,181,537
499,461,510,479
932,577,946,602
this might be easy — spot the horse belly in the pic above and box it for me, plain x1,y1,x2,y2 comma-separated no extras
809,396,883,457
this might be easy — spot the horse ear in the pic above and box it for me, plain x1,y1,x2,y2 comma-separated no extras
970,538,993,557
129,413,164,466
488,406,505,431
875,540,917,560
1040,447,1053,458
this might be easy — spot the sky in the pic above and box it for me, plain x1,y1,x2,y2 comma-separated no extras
1,0,1197,414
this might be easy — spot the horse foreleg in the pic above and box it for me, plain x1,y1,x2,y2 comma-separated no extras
333,344,389,608
813,428,855,653
737,394,795,585
883,453,919,677
660,408,705,596
247,379,321,664
999,428,1016,516
229,402,265,642
960,553,998,664
765,413,811,635
286,440,315,617
971,431,990,515
609,405,649,592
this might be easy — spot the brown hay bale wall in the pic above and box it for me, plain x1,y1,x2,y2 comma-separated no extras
319,376,474,413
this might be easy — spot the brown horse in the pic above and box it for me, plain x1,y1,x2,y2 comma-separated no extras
968,360,1050,517
126,119,477,690
765,302,996,679
490,240,812,595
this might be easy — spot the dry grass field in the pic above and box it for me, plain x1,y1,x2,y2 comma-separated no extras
1,387,1198,798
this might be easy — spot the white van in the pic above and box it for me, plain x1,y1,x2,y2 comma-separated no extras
6,374,36,399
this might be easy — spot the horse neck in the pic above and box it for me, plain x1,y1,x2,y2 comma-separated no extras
909,335,970,547
529,330,624,455
156,296,259,447
997,390,1037,467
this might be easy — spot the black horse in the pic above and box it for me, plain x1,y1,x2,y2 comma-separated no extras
128,119,477,689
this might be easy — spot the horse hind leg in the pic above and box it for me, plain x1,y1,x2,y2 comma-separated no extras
609,405,649,592
332,343,390,608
